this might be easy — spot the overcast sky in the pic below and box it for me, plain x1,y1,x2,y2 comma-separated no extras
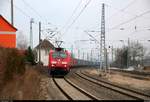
0,0,150,58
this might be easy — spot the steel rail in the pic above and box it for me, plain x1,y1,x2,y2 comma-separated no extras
52,76,98,100
75,70,149,100
82,70,150,98
64,76,99,100
52,77,72,100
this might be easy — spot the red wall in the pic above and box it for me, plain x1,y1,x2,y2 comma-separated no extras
0,34,16,48
0,16,17,48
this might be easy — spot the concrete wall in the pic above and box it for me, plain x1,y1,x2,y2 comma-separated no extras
35,49,49,66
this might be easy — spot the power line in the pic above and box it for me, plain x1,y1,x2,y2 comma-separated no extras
67,0,92,29
62,0,92,36
21,0,61,43
14,4,31,19
55,0,83,38
120,0,137,11
21,0,58,27
87,1,138,34
78,1,137,38
21,0,44,20
6,0,31,19
106,0,137,20
61,0,83,31
108,9,150,33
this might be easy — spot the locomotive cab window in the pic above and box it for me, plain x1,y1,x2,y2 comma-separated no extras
52,51,67,58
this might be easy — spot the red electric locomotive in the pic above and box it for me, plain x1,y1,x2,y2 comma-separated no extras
48,48,72,75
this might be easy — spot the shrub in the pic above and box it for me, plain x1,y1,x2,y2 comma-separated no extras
2,48,26,81
25,47,36,65
15,55,26,75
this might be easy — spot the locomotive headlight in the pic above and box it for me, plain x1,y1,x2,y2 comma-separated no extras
62,62,67,64
51,64,55,67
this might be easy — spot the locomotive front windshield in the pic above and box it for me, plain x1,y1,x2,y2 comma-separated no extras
52,51,67,58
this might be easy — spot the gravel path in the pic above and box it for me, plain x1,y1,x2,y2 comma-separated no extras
39,77,67,100
54,78,91,100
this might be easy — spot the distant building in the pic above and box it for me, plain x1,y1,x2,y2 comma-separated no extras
34,39,55,66
0,15,17,48
143,57,150,67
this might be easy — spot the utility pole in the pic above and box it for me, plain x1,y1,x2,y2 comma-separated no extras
83,52,84,60
78,49,80,59
91,49,93,65
127,38,130,68
83,52,84,65
107,47,111,76
87,52,89,66
71,44,73,54
90,50,92,61
105,48,107,73
39,22,41,63
11,0,14,25
142,45,144,67
71,44,74,58
111,46,113,63
30,18,34,49
100,3,106,74
87,53,89,61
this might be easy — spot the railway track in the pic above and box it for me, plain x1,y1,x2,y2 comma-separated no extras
75,70,150,100
83,69,150,96
111,69,150,76
52,76,99,100
66,71,136,100
110,69,150,81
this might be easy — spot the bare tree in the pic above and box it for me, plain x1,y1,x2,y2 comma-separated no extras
129,41,146,67
113,41,146,68
17,31,28,50
113,47,128,68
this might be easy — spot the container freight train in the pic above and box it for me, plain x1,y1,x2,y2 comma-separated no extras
48,47,97,76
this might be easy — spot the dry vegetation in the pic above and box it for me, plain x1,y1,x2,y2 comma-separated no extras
0,47,25,91
0,65,42,100
143,66,150,72
0,47,42,100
